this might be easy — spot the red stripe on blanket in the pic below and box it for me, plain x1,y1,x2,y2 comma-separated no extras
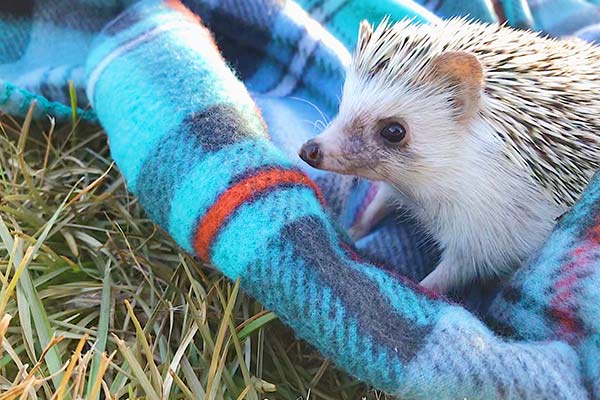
194,169,324,261
164,0,200,23
549,217,600,343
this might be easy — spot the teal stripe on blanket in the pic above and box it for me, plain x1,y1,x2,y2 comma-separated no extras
212,186,327,277
87,6,257,190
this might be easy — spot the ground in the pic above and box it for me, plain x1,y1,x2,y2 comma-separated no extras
0,106,392,399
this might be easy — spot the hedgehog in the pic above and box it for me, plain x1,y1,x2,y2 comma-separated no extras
298,18,600,293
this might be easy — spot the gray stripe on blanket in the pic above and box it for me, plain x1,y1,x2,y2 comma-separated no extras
136,104,266,228
280,215,433,363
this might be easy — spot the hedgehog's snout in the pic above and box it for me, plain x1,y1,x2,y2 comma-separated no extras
299,139,323,168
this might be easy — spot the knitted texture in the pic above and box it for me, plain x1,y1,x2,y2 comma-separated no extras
2,0,600,397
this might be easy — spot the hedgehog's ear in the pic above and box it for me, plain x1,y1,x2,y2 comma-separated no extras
430,51,483,123
358,20,373,52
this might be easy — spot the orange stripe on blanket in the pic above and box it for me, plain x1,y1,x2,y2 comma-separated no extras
194,169,324,261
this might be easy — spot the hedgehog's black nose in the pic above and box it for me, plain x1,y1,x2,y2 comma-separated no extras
299,140,322,168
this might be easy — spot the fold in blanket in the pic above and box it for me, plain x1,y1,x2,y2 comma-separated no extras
2,0,600,398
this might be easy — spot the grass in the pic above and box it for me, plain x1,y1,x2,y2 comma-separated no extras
0,103,391,400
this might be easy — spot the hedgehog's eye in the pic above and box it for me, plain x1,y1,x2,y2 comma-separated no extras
379,122,407,144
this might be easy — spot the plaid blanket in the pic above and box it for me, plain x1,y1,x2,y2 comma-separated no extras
2,0,600,398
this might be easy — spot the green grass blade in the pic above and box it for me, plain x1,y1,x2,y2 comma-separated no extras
205,279,240,400
112,334,160,400
180,356,206,399
162,322,199,399
11,190,73,394
68,81,77,129
237,313,277,342
85,260,112,400
123,299,162,389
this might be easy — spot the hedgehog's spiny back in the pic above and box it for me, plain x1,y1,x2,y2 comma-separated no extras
354,18,600,206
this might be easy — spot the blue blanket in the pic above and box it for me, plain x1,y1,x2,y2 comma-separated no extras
2,0,600,398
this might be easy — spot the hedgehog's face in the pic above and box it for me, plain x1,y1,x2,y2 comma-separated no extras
299,61,483,193
298,80,462,186
299,20,484,188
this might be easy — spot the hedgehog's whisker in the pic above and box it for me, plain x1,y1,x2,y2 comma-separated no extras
290,96,331,130
314,119,328,131
300,118,327,133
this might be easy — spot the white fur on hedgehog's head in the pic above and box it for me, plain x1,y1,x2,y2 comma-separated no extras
299,18,486,191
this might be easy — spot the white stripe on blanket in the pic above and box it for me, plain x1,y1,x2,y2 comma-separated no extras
264,1,350,98
86,20,200,106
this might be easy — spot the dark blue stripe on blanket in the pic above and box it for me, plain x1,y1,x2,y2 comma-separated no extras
0,1,33,17
196,3,283,80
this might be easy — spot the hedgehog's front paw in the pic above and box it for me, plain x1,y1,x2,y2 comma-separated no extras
348,183,397,242
420,261,456,294
419,272,448,294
